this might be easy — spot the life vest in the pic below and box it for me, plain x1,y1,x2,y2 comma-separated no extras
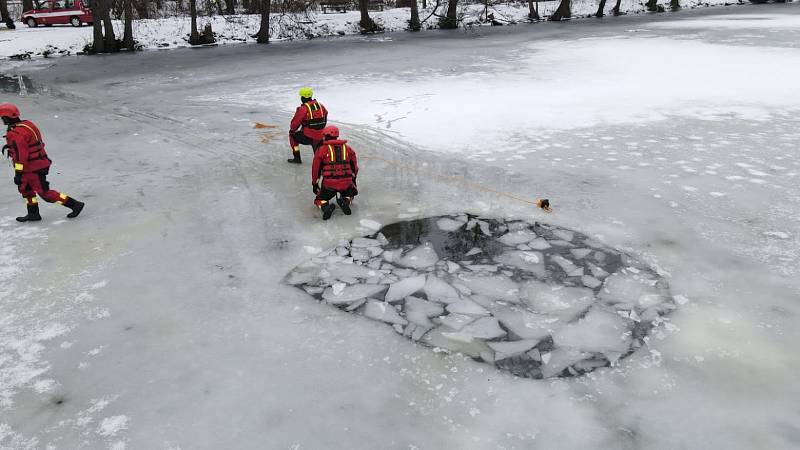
320,141,354,180
302,100,327,131
8,120,49,168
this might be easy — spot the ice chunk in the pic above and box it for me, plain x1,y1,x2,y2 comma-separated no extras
582,275,603,289
465,247,483,257
325,261,376,280
285,267,320,285
382,250,400,263
478,221,492,236
523,282,594,320
528,238,552,250
570,248,592,259
350,247,371,262
551,255,579,274
385,275,426,303
346,298,367,311
493,251,546,278
553,230,574,242
446,300,490,316
423,326,493,358
488,339,540,360
549,240,574,247
404,296,445,327
541,348,590,378
360,219,382,231
397,243,439,269
436,313,475,331
363,300,408,325
322,284,388,305
553,307,633,353
446,262,460,273
437,217,465,232
460,317,507,340
599,273,661,309
568,268,584,277
458,273,520,303
424,275,460,304
494,307,560,340
351,237,382,248
498,230,537,246
588,263,610,279
411,325,432,341
441,331,475,343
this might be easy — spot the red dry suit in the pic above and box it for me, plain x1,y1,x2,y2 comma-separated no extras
312,139,358,191
5,120,68,205
289,99,328,148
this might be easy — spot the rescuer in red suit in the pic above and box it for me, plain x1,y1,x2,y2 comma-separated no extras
311,126,358,221
288,86,328,164
1,103,84,222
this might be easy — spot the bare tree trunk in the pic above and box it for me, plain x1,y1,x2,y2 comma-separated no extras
176,0,183,12
1,0,16,29
527,0,539,20
22,0,34,12
595,0,606,17
550,0,570,21
670,0,679,10
611,0,621,14
133,0,149,18
255,0,269,43
358,0,377,32
225,0,235,14
90,0,106,52
422,0,425,8
155,0,162,11
409,0,420,30
645,0,659,11
440,0,457,28
123,0,135,50
101,0,117,51
189,0,200,44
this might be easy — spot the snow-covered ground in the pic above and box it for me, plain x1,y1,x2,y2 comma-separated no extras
0,0,753,59
1,3,800,449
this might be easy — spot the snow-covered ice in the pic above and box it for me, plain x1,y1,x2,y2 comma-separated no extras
3,5,800,449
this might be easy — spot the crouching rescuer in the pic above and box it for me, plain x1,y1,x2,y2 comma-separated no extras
312,126,358,220
1,103,84,222
288,86,328,164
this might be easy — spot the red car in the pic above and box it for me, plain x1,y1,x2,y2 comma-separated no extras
22,0,93,28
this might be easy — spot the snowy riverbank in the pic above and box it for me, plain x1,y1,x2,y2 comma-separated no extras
0,0,753,59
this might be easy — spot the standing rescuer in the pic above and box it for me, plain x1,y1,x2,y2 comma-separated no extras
1,103,84,222
288,87,328,164
312,126,358,221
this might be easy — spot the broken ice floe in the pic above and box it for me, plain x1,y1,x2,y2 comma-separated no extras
285,215,675,379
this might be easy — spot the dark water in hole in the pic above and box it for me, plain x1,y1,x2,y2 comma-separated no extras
0,74,35,94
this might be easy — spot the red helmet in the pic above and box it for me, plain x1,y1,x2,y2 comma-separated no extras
0,103,20,119
322,126,339,140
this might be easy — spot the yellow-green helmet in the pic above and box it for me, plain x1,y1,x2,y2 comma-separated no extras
299,87,314,98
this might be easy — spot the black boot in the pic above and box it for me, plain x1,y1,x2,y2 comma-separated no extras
321,203,336,220
16,204,42,222
64,197,85,218
337,196,352,215
287,150,302,164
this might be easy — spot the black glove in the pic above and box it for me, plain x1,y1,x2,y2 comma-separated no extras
312,182,320,195
14,172,22,186
1,144,8,157
352,176,357,187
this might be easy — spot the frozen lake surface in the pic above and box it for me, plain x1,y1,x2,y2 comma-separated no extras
1,4,799,449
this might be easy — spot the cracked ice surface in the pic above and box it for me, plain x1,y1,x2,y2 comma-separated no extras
287,215,676,378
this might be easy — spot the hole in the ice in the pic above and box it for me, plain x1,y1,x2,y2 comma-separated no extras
285,215,676,379
51,395,66,406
